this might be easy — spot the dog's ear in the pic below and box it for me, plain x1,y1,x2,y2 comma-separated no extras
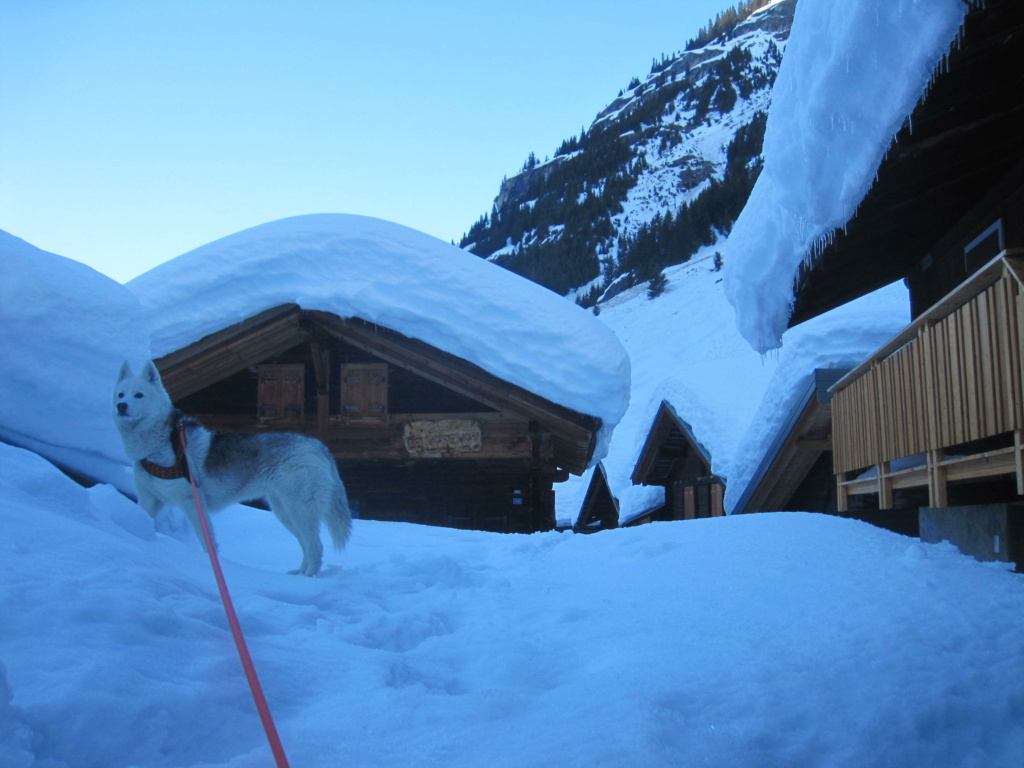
117,361,134,383
141,360,162,386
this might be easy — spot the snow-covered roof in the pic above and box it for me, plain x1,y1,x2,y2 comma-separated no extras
723,0,967,353
0,230,150,489
127,214,630,462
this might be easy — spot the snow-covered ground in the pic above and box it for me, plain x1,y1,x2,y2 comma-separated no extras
3,442,1023,768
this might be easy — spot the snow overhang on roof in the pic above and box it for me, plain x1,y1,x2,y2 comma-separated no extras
127,214,631,467
722,0,969,354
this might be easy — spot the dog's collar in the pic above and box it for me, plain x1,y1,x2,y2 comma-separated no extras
141,413,191,481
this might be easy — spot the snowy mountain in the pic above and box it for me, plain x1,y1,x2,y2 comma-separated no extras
459,0,796,303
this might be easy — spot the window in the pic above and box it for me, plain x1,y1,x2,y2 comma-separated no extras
257,364,305,423
964,219,1004,275
340,363,388,423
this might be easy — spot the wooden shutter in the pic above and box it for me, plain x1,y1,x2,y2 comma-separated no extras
340,363,388,423
258,364,305,423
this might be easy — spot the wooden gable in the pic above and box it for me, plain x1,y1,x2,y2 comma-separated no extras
573,463,619,533
632,401,713,487
631,401,724,520
154,304,600,474
152,304,603,533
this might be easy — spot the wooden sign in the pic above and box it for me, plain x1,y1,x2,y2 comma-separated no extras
403,419,482,456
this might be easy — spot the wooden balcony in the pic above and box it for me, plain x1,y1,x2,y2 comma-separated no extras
832,251,1024,509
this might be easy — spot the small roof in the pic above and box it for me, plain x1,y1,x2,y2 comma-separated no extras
631,400,715,486
128,214,631,466
731,368,847,514
573,463,619,532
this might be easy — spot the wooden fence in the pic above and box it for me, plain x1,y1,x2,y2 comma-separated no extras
831,253,1024,509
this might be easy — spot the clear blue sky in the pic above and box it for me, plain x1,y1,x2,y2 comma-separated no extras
1,0,729,283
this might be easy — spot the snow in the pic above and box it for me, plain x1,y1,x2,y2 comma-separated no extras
3,441,1023,768
557,249,909,527
0,229,150,489
127,213,630,461
723,0,967,353
3,2,1022,765
725,279,910,511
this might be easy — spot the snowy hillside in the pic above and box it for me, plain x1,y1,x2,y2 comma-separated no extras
459,0,795,301
3,442,1024,768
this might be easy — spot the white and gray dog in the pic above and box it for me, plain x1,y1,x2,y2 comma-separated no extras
113,361,351,576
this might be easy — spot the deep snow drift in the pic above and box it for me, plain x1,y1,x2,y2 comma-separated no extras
127,213,630,456
0,230,149,489
722,0,967,352
2,442,1023,768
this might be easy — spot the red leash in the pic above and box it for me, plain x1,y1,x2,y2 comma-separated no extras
179,428,291,768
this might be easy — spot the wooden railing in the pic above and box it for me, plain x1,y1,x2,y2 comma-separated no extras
832,252,1024,509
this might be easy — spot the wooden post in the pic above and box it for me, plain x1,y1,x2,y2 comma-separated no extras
711,482,724,517
837,474,849,513
878,461,893,510
1015,429,1024,496
928,449,948,508
310,343,330,444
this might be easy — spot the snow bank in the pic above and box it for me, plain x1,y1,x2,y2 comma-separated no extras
726,279,909,512
0,230,150,488
723,0,966,353
3,440,1023,767
128,214,630,458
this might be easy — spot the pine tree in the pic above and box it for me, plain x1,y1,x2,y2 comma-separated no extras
647,270,669,299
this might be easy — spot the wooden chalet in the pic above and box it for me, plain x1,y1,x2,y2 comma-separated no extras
781,0,1024,560
732,369,846,515
631,401,725,520
571,463,619,533
153,304,603,533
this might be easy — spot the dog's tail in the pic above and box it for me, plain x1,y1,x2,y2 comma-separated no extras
323,480,353,550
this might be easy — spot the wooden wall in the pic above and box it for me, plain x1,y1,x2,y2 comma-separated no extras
833,268,1024,475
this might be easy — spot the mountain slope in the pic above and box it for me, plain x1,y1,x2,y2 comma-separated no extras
459,0,796,303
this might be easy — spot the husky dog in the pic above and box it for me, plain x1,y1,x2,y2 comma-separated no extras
112,361,351,576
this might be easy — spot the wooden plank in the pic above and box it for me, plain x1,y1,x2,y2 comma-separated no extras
887,465,929,490
942,448,1016,483
949,312,964,445
922,323,939,451
978,287,997,435
841,475,880,496
1009,281,1023,430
